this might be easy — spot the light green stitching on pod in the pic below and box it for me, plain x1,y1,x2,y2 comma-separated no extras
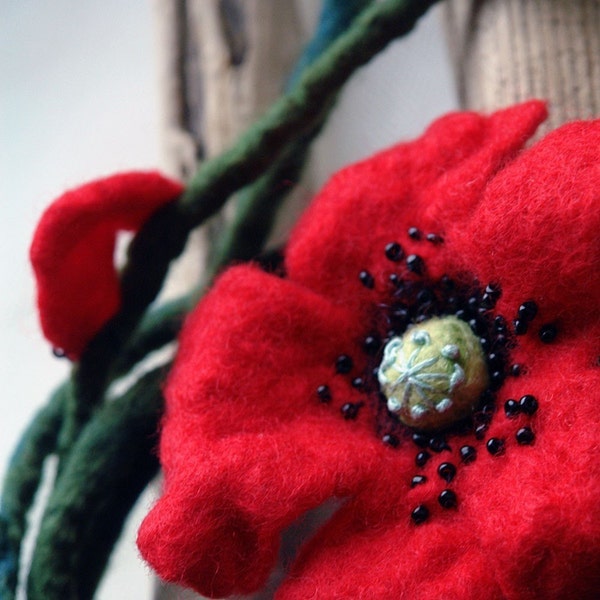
378,316,489,431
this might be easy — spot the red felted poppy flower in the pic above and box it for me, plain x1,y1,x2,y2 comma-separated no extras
138,102,600,599
30,171,183,359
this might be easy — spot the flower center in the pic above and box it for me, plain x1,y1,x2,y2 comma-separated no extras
377,316,489,431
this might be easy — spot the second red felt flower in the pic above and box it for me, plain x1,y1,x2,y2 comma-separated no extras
30,171,183,359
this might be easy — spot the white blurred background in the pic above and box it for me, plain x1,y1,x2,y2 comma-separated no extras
0,1,456,597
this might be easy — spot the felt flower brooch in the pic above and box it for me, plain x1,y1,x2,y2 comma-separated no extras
136,100,600,599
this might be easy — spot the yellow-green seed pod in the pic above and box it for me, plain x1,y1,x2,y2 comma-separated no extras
378,316,489,431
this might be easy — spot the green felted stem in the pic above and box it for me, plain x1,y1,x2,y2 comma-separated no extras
27,367,165,600
0,384,68,600
69,0,441,441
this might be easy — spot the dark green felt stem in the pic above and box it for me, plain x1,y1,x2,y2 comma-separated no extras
0,385,68,600
177,0,441,225
27,367,165,600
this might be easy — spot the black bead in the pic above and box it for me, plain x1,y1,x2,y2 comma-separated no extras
518,301,538,322
417,288,435,305
363,335,381,356
382,433,399,448
389,273,401,288
469,318,486,336
490,370,504,389
385,242,403,261
411,475,427,487
474,423,488,439
415,451,431,467
335,354,353,374
429,436,450,453
341,402,360,420
487,352,502,369
351,377,364,389
510,363,523,377
494,315,508,333
438,489,457,509
440,275,455,290
359,270,375,289
513,319,529,335
467,296,479,311
52,347,66,358
539,323,558,344
426,233,444,244
504,399,520,417
516,426,535,445
480,293,496,309
460,445,477,464
486,437,505,456
494,334,508,348
438,462,457,483
485,282,502,300
412,432,430,448
411,504,429,524
408,226,422,240
406,254,425,275
519,394,538,415
316,385,331,402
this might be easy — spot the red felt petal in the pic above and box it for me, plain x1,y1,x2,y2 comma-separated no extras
278,329,600,600
30,171,183,358
138,266,409,597
285,101,547,317
450,117,600,332
277,502,504,599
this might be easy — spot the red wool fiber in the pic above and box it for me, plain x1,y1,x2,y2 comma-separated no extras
136,101,600,599
30,171,183,359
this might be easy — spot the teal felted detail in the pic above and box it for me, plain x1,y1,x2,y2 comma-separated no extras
26,367,165,600
287,0,372,87
69,0,443,451
0,384,67,600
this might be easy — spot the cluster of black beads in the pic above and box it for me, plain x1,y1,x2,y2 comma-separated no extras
311,230,542,528
513,299,559,344
503,393,538,446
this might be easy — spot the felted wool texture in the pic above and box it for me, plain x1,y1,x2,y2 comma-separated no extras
30,171,183,359
138,102,600,599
